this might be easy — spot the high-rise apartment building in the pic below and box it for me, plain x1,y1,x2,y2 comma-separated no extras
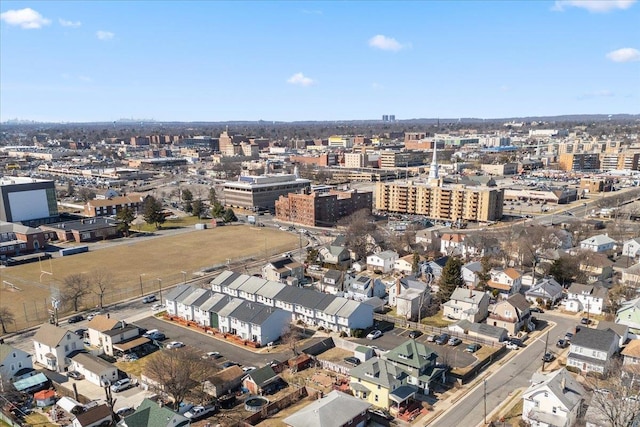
558,153,600,172
275,190,373,227
375,181,504,223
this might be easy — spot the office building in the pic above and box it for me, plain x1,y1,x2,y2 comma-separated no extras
223,173,311,212
379,150,426,169
0,177,59,225
275,189,372,227
558,153,600,172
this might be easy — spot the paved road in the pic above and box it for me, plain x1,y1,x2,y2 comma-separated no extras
429,312,579,427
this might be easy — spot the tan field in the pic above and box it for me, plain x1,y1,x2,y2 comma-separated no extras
0,226,300,332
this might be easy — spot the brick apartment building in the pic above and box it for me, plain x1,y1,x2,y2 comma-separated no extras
275,189,373,227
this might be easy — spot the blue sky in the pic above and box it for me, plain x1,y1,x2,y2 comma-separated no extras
1,1,638,122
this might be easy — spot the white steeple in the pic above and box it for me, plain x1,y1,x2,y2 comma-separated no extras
428,143,439,180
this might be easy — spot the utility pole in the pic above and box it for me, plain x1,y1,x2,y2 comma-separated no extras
483,379,487,424
542,331,550,371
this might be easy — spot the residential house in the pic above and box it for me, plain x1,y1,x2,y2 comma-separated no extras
486,268,522,298
621,263,640,288
118,398,189,427
349,340,446,411
164,284,194,317
580,234,616,253
84,193,145,217
394,254,422,275
415,227,443,255
70,353,118,387
616,297,640,337
204,365,244,398
283,390,371,427
217,300,291,345
525,277,564,306
318,235,351,267
440,233,465,257
86,315,141,356
521,368,586,427
193,293,228,327
488,294,532,336
33,323,84,373
579,253,613,283
176,288,210,321
565,283,608,315
622,238,640,259
440,233,499,258
237,276,269,302
344,274,385,302
442,287,490,323
461,261,483,288
366,250,399,273
621,339,640,368
596,321,629,348
566,327,619,374
72,404,112,427
448,320,508,343
389,276,431,321
242,365,282,395
0,344,32,384
262,257,304,285
319,269,345,295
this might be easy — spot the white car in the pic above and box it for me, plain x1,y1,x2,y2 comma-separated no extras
166,341,185,349
86,311,102,321
366,330,383,340
184,405,216,419
242,366,256,373
151,303,166,311
202,351,222,359
506,342,519,350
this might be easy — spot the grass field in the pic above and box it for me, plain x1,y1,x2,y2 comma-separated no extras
0,225,300,332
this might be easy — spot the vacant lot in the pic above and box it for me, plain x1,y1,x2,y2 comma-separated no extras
0,226,300,331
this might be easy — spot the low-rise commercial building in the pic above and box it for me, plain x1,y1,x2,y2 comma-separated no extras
223,173,311,212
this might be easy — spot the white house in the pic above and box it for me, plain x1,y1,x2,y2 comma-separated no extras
318,269,345,295
486,268,522,298
461,261,482,288
70,353,118,387
0,344,32,383
163,284,194,316
565,283,607,315
33,324,84,373
344,274,385,301
366,250,398,273
86,315,140,356
622,237,640,259
176,287,210,321
72,404,112,427
262,257,304,284
440,233,466,256
580,234,616,253
566,327,619,374
525,277,564,306
442,287,490,323
616,297,640,337
521,368,585,427
394,254,424,274
193,292,227,327
217,300,291,345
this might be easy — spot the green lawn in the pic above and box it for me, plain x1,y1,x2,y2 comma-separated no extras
419,309,453,328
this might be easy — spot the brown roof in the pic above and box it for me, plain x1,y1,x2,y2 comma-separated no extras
74,404,111,427
442,233,464,243
504,268,522,279
33,324,74,348
87,315,119,332
112,337,150,352
621,340,640,358
487,281,512,291
207,365,244,386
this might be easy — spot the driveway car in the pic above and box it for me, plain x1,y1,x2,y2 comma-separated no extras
184,405,216,420
435,334,450,345
67,371,84,380
556,339,569,349
222,361,240,369
543,352,555,363
580,317,591,325
242,366,257,373
465,343,481,353
203,351,222,359
151,303,165,311
369,408,393,420
506,342,519,350
344,357,361,367
68,315,84,324
142,295,157,304
448,337,462,346
366,330,383,340
110,378,132,393
116,407,135,419
408,330,423,339
166,341,185,349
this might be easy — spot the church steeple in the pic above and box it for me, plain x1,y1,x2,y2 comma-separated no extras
428,143,439,180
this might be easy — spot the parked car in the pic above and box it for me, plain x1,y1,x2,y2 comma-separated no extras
344,357,361,367
86,311,102,321
74,328,87,337
222,361,240,369
151,303,166,311
166,341,185,349
509,338,524,347
124,354,139,362
203,351,222,359
564,332,574,341
556,339,569,349
408,330,423,339
242,366,257,373
366,330,383,340
435,334,450,345
580,317,591,325
142,295,157,304
67,371,84,380
465,343,481,353
530,307,544,313
448,337,462,346
184,405,217,420
506,342,519,350
369,408,393,420
543,352,555,363
68,315,84,324
426,335,436,342
115,407,135,418
110,378,132,393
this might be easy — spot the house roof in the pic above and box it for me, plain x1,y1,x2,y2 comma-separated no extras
503,268,521,279
216,298,246,318
207,365,244,386
369,250,398,261
226,274,251,290
524,368,585,412
571,327,618,352
462,261,482,273
267,257,301,271
74,404,111,427
123,398,188,427
595,320,628,338
246,365,278,387
452,320,508,340
323,269,342,281
33,324,77,348
384,340,438,370
274,286,306,304
506,293,530,312
71,353,115,374
335,299,365,318
164,284,193,303
102,324,139,337
581,234,616,246
198,293,228,312
210,270,241,288
621,339,640,358
441,233,464,243
0,343,27,362
323,298,349,316
350,357,405,389
255,280,287,299
525,278,563,298
237,276,268,294
86,315,120,332
229,301,282,325
283,390,371,427
449,287,488,305
179,287,209,306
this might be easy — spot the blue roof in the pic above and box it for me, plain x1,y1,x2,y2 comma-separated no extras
13,373,48,391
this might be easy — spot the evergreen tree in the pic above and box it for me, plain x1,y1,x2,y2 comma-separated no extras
437,257,464,302
223,208,237,223
476,256,492,290
192,200,204,218
549,256,579,287
211,201,225,218
208,187,218,206
143,195,166,229
412,252,420,275
116,206,135,237
181,189,193,213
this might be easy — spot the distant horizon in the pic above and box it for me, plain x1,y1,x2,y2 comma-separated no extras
2,1,638,122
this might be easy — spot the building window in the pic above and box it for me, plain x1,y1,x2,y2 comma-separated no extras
374,395,378,402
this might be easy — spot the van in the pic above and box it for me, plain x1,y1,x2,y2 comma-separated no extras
110,378,132,393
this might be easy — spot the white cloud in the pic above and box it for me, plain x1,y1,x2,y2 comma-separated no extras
287,72,316,87
606,47,640,62
96,30,115,41
0,8,51,29
59,18,81,28
552,0,636,12
579,90,614,99
368,34,406,52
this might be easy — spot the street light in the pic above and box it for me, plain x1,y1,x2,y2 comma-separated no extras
139,273,146,296
157,278,163,304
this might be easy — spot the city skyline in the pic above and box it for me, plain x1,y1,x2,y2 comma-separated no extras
1,0,638,123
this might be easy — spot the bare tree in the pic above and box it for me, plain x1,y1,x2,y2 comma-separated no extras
583,361,640,427
143,347,216,409
339,209,376,261
61,273,91,312
0,306,15,334
91,268,114,309
280,326,302,357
